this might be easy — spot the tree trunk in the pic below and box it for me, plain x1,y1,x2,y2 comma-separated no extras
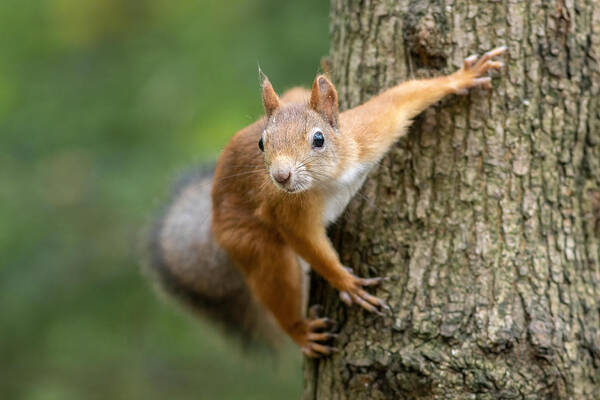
303,1,600,398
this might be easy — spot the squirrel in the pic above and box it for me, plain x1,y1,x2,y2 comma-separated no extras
150,46,507,357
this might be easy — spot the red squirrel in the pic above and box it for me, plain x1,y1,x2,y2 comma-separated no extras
151,47,506,357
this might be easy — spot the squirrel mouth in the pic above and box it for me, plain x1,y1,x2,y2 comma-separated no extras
286,184,310,194
271,180,293,193
269,175,309,194
274,183,302,194
270,177,297,193
278,183,296,193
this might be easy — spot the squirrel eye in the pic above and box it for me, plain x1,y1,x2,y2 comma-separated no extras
312,131,324,148
258,137,264,152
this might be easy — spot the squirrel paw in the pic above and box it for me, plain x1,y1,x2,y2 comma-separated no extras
454,46,507,94
339,274,390,316
298,305,339,358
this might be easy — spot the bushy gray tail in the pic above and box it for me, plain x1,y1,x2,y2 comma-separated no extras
148,166,281,347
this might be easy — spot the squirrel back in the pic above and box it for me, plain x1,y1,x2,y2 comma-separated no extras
148,166,282,346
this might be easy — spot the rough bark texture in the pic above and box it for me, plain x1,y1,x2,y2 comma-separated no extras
304,1,600,399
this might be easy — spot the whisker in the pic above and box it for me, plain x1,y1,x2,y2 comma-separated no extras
212,169,267,184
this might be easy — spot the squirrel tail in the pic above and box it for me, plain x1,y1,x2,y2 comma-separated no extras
147,166,281,347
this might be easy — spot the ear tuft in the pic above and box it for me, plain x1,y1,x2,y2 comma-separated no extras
260,71,280,118
309,74,339,129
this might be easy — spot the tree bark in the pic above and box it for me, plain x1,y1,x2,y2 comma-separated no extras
304,1,600,399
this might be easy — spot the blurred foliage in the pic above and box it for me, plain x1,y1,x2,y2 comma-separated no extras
0,0,328,398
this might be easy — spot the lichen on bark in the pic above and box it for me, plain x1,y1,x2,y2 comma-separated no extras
304,1,600,399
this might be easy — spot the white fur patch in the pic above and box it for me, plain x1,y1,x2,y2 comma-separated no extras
322,163,370,224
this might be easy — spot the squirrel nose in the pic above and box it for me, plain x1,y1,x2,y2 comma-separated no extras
273,169,291,184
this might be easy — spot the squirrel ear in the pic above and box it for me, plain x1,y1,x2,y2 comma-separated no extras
309,75,339,129
260,73,280,118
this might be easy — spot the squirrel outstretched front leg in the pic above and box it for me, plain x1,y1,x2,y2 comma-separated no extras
342,46,507,164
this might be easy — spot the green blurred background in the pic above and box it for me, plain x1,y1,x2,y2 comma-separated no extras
0,1,328,398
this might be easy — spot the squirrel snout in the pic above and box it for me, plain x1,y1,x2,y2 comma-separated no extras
270,158,293,186
270,158,294,188
272,169,291,184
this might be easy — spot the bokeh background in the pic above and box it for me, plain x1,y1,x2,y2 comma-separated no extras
0,1,328,398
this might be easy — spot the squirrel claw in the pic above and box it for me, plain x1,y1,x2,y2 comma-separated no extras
463,54,478,69
464,46,507,72
302,343,339,358
308,332,338,342
339,274,390,316
358,276,388,286
340,291,353,306
455,46,507,93
474,76,492,90
307,305,336,330
307,317,336,331
299,313,339,358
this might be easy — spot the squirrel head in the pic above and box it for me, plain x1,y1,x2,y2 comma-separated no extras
259,74,341,194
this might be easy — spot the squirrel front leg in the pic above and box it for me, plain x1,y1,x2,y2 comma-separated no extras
242,245,338,358
342,46,506,164
278,212,388,315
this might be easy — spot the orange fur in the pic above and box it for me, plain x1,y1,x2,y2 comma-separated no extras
211,47,506,356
